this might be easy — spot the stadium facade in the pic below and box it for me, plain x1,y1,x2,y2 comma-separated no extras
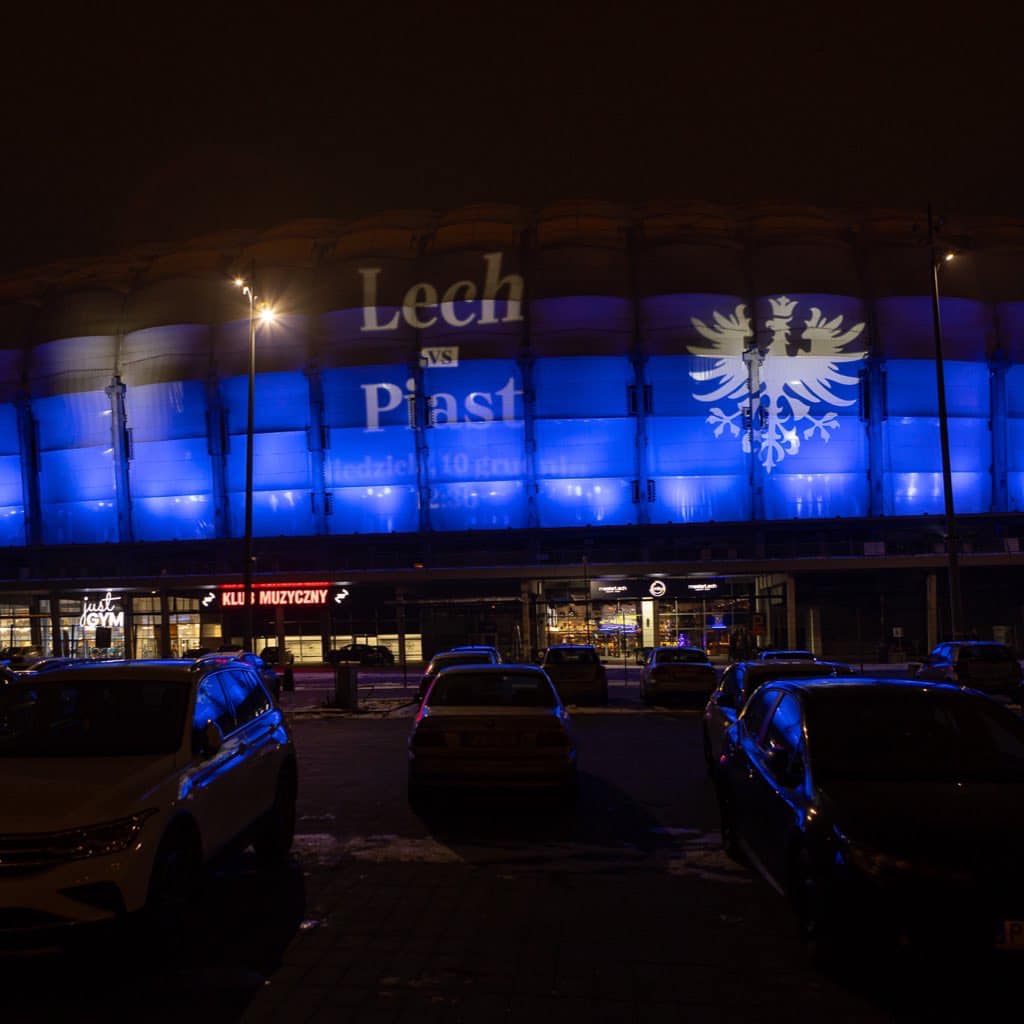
2,201,1023,663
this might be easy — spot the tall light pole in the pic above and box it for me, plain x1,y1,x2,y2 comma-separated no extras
233,271,276,652
927,204,964,639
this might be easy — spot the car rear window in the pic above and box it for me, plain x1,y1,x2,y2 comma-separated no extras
545,648,598,665
808,688,1024,783
957,645,1015,663
428,672,557,708
656,649,708,664
0,678,189,756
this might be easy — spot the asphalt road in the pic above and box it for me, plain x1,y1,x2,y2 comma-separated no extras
3,704,1020,1023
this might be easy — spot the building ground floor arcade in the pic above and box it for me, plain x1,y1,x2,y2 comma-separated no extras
3,556,1023,668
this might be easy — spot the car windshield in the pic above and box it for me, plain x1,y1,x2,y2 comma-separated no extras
808,688,1024,784
655,649,708,664
762,650,814,660
0,678,189,757
545,648,598,665
427,671,557,708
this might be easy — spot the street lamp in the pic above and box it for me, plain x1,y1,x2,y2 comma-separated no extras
233,271,276,652
927,204,964,639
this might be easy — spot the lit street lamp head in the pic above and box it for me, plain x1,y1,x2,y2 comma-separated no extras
258,303,276,326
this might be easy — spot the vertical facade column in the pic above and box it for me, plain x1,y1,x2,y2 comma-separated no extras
123,593,135,660
741,242,765,521
784,575,797,649
48,591,63,656
866,354,886,516
105,376,134,543
990,350,1009,513
519,580,533,662
15,395,41,546
519,225,540,530
395,586,407,675
305,364,329,534
204,370,230,540
159,589,171,658
626,226,650,526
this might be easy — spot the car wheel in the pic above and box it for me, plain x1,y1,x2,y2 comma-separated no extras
144,825,200,947
715,784,744,864
253,764,298,865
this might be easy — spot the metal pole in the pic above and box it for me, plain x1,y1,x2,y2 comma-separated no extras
243,279,256,652
927,204,964,640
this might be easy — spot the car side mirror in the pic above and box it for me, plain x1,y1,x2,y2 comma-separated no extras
195,719,224,757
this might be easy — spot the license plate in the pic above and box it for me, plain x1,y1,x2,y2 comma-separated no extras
463,733,518,748
996,921,1024,949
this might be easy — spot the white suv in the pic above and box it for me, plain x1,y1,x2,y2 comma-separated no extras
0,659,297,940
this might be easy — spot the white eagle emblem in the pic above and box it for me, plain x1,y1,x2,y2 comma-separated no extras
688,296,867,472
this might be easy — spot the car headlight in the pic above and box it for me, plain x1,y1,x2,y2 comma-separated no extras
51,810,159,861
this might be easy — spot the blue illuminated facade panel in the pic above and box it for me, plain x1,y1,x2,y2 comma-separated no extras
647,355,753,523
533,356,636,526
33,391,117,544
1005,364,1024,511
882,360,990,515
127,381,215,541
8,279,1024,547
424,360,528,530
222,372,314,537
322,365,419,534
0,404,25,545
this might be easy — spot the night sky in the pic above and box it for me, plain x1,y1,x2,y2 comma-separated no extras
3,3,1022,274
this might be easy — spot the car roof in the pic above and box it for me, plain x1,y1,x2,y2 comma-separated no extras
762,677,962,700
944,640,1010,648
546,644,596,651
2,659,207,684
435,663,544,675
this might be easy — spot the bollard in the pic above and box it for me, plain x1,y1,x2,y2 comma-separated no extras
333,661,359,709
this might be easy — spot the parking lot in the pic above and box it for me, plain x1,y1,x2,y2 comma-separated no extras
5,679,1023,1023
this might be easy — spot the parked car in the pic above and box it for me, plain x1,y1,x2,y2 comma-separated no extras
0,658,297,942
259,645,295,666
194,650,281,702
702,658,854,772
914,640,1022,698
758,649,817,661
417,649,500,701
715,677,1024,958
408,664,578,804
328,643,395,667
540,644,608,706
639,646,716,704
0,645,45,668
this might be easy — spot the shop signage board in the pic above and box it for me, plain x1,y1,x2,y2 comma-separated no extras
589,579,674,601
219,583,335,608
80,591,124,629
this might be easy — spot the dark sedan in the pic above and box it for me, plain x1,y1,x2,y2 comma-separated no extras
702,658,853,771
715,678,1024,959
